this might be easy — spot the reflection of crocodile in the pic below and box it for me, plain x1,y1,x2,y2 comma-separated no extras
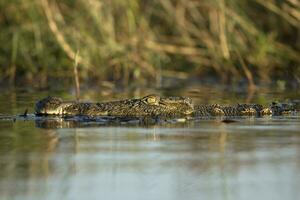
35,95,299,117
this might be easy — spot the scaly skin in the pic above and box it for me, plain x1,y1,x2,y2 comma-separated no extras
35,95,194,117
270,101,299,115
35,95,298,117
193,104,272,117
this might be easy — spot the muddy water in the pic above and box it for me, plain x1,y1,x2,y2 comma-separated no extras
0,87,300,200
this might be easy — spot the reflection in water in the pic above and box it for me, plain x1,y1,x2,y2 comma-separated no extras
0,118,300,200
0,88,300,200
34,116,196,129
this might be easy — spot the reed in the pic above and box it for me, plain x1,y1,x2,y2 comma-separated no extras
73,50,80,101
0,0,299,87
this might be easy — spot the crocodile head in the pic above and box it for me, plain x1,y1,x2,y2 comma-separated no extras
35,95,194,117
35,96,73,115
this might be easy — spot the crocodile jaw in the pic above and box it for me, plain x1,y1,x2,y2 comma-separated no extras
36,102,72,115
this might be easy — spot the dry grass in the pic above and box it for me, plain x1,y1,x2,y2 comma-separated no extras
0,0,299,87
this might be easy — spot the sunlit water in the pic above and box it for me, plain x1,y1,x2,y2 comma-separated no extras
0,87,300,200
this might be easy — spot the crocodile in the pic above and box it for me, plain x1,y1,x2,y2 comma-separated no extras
35,95,194,117
35,95,299,118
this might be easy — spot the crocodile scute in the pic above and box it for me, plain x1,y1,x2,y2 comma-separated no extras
35,95,298,117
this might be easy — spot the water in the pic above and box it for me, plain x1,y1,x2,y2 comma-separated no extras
0,87,300,200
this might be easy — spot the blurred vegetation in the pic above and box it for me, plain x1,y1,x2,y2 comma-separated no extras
0,0,299,88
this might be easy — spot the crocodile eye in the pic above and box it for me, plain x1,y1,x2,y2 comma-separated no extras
142,95,159,105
